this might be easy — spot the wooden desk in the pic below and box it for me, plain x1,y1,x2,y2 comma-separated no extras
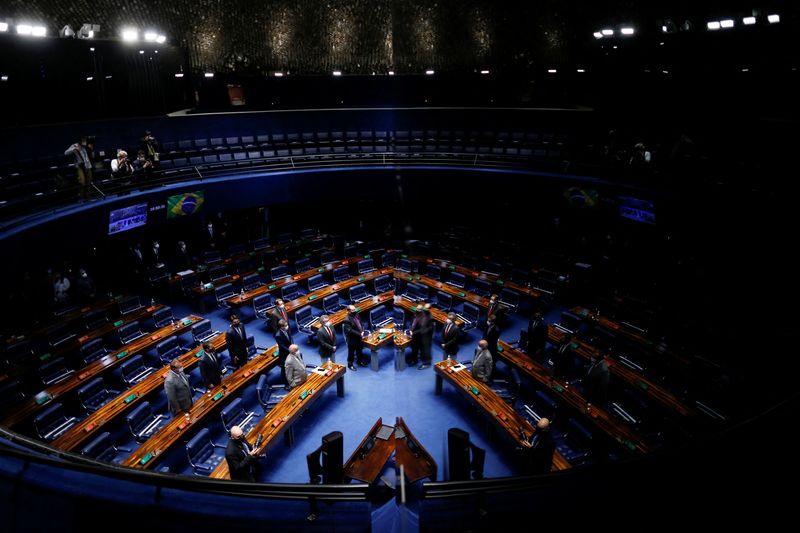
394,416,437,483
1,315,203,430
433,360,571,472
123,343,282,470
210,362,347,479
362,323,412,372
496,341,651,454
392,272,489,309
343,418,396,484
52,334,229,453
393,297,466,328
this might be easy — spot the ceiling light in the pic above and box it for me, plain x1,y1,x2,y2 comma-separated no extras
388,70,395,75
143,31,157,42
1,75,8,81
174,73,184,78
720,19,734,29
661,25,667,33
742,16,756,25
601,29,614,36
593,32,603,39
620,27,635,35
480,70,490,75
0,22,8,32
547,69,557,73
425,69,435,75
16,24,32,35
576,69,585,73
707,21,721,30
204,72,214,78
156,35,166,44
332,70,342,76
121,28,138,41
274,72,283,77
767,14,780,24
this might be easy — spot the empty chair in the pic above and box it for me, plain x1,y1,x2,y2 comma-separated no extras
559,311,583,334
357,258,375,274
319,251,336,265
369,306,393,329
156,336,183,364
204,250,223,264
491,368,521,406
77,377,119,413
473,279,491,297
82,309,108,331
228,242,246,256
120,355,156,386
81,432,128,463
499,289,520,312
208,264,227,281
281,282,302,302
246,335,258,358
80,338,109,364
39,357,74,386
33,403,78,441
253,294,274,320
333,265,350,282
381,253,395,267
270,264,290,281
322,294,343,315
118,295,143,315
214,283,236,308
374,274,393,294
435,291,453,311
277,233,292,245
118,321,145,345
458,302,480,330
426,264,442,280
0,380,26,412
396,258,413,273
185,428,226,475
242,273,262,292
253,237,270,251
343,243,358,257
180,273,198,296
295,306,320,336
349,283,371,303
294,257,311,273
392,307,406,329
447,271,466,289
220,397,258,433
307,274,328,292
152,306,175,329
405,283,428,302
191,319,219,345
147,265,170,287
126,401,167,442
527,389,559,422
256,374,288,413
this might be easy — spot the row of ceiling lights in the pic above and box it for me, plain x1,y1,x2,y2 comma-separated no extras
0,20,167,43
594,12,781,38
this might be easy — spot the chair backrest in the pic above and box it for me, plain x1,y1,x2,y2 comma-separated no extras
407,283,428,301
77,377,104,404
369,307,386,328
253,294,273,313
157,336,181,362
220,397,245,431
437,291,453,310
295,306,313,327
349,283,366,302
474,279,491,295
228,243,245,256
463,302,480,321
33,402,69,440
46,323,75,347
320,251,335,264
374,275,391,293
392,307,405,328
357,258,374,273
308,274,325,291
186,427,213,464
204,250,223,264
500,288,520,310
333,265,350,282
208,264,227,281
281,282,300,301
427,264,442,280
192,319,213,343
215,283,235,302
271,264,289,281
118,321,143,344
80,338,107,364
343,244,358,257
242,273,261,291
294,258,311,273
118,295,142,315
120,355,146,383
80,431,115,461
126,401,153,434
152,306,174,328
448,272,466,288
253,237,270,251
39,357,71,385
256,374,269,409
559,311,582,333
397,258,412,272
322,294,340,314
83,310,108,330
381,253,395,267
0,380,25,412
180,273,198,292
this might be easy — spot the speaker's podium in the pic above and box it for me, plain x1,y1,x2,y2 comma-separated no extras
447,428,485,481
306,431,344,484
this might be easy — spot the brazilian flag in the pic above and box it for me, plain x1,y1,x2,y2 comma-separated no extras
167,191,205,218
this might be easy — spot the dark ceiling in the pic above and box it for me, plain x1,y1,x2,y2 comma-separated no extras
1,0,792,73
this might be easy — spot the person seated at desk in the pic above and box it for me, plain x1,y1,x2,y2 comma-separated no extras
471,340,493,384
111,150,134,180
225,425,265,482
285,344,308,390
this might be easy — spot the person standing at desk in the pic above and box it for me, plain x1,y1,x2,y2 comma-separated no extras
164,358,193,416
471,340,493,384
484,315,501,371
269,299,289,332
527,311,548,358
316,314,337,364
198,341,224,389
225,314,249,369
487,294,502,324
285,344,308,390
441,312,461,360
275,319,293,383
343,305,365,371
225,425,265,482
525,418,556,474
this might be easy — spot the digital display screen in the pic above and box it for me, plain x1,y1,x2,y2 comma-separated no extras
166,190,205,218
618,196,656,224
108,203,148,235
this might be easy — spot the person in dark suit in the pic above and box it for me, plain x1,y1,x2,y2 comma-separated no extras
269,299,289,332
174,240,193,271
421,303,434,367
408,304,433,369
342,305,364,371
527,311,548,358
164,358,193,416
274,319,293,383
284,344,308,390
198,341,224,389
583,352,610,404
551,332,573,379
147,240,164,269
316,314,337,364
225,425,264,482
484,315,501,370
487,294,503,324
471,340,493,384
225,314,249,369
525,418,556,474
440,312,461,360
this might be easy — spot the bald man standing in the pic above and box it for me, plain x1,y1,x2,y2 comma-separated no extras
527,418,556,474
471,339,493,384
284,344,308,390
225,425,265,482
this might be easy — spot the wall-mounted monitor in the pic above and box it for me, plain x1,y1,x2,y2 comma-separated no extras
108,203,148,235
166,190,205,219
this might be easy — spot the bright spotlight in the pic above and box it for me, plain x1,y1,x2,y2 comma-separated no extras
743,16,756,25
143,31,157,42
32,26,46,37
620,27,635,35
480,69,490,75
332,70,342,76
593,31,603,39
707,21,721,30
16,24,32,35
661,25,668,33
174,73,184,78
156,35,166,44
576,69,585,73
0,22,8,32
767,14,780,24
547,69,557,73
388,70,395,75
274,72,283,77
601,29,614,36
86,77,93,81
720,20,734,28
204,72,214,78
1,75,8,81
121,28,138,41
425,69,435,75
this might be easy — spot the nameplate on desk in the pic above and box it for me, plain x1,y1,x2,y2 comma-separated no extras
257,267,265,273
497,345,503,353
357,277,365,282
308,295,317,300
407,276,413,281
448,265,456,270
178,421,188,430
637,381,649,390
552,383,564,393
272,350,279,357
113,320,124,327
268,284,277,289
318,268,325,273
123,393,137,404
116,351,128,359
402,254,408,258
458,292,466,297
468,386,480,396
578,310,589,317
212,391,225,401
243,370,253,377
195,350,204,358
497,412,508,422
139,452,153,465
183,319,194,325
272,418,283,428
355,307,361,312
496,280,504,285
146,306,156,312
81,307,91,313
150,334,160,341
525,363,534,371
34,392,52,405
84,423,97,432
299,390,310,400
39,352,52,361
204,283,214,289
78,335,89,343
78,371,90,380
450,364,466,372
